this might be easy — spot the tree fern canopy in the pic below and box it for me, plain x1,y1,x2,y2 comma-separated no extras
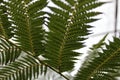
1,0,120,80
43,0,103,72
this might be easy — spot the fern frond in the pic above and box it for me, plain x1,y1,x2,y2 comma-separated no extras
0,1,13,39
92,34,108,50
81,34,108,71
43,0,103,72
0,36,69,80
74,38,120,80
5,0,47,56
0,55,46,80
0,37,21,65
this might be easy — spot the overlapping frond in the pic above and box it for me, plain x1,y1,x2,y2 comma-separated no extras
92,34,108,50
3,0,47,56
74,38,120,80
43,0,103,72
82,34,108,68
0,55,47,80
0,1,13,39
0,37,21,65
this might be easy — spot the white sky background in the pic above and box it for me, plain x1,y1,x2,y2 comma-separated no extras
82,0,117,52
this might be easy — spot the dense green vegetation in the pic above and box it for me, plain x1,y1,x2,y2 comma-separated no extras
0,0,120,80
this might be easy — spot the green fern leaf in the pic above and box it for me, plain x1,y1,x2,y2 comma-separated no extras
0,37,21,65
5,0,47,56
81,34,108,71
0,1,13,39
92,34,108,49
43,0,103,72
0,55,46,80
74,38,120,80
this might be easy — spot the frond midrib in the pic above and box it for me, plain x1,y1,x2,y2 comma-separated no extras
87,48,120,80
23,1,35,55
0,21,8,38
57,2,78,72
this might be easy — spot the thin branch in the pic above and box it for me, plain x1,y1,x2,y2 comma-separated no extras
0,35,70,80
114,0,119,37
37,58,70,80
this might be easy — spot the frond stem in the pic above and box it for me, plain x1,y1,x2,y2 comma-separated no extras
23,1,35,55
57,1,78,72
114,0,119,37
37,58,70,80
